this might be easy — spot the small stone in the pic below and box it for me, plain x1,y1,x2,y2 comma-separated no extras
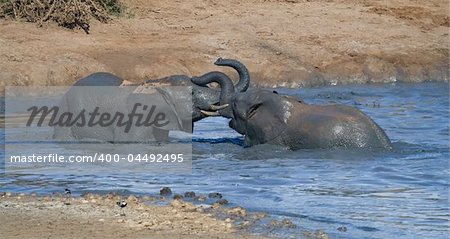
98,219,105,222
173,194,183,200
196,195,207,201
239,220,251,228
184,191,196,198
281,219,296,228
215,199,228,205
337,226,347,232
314,229,330,239
5,192,12,197
160,187,172,196
127,195,138,203
269,220,279,227
170,200,197,211
208,192,222,198
252,212,267,219
225,218,232,222
228,207,247,217
117,219,125,223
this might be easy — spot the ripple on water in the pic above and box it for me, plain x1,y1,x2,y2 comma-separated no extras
1,82,449,239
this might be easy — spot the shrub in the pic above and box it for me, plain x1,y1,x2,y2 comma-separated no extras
0,0,125,33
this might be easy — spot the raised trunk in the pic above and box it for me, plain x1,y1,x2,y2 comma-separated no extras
214,58,250,92
191,71,235,118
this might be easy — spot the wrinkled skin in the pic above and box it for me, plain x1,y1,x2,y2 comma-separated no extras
142,58,250,122
192,78,392,150
54,58,248,141
54,81,191,142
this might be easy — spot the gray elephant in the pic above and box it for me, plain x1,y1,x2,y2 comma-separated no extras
53,58,249,142
192,76,392,150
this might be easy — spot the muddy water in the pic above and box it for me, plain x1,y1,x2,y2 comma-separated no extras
1,82,449,238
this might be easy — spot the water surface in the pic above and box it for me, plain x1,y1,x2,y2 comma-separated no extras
1,82,449,238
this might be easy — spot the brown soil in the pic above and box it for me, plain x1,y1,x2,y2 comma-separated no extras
0,193,271,239
0,0,448,89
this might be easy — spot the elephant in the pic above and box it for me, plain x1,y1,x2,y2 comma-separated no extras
192,76,393,150
53,58,249,142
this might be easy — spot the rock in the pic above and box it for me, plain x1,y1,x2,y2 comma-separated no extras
98,218,105,222
337,226,347,232
160,187,172,196
228,207,247,217
305,229,329,239
208,192,222,199
5,192,12,197
239,220,252,228
170,199,197,212
269,220,279,227
215,199,228,205
196,195,207,201
127,195,139,203
251,211,267,219
173,194,183,200
281,219,296,228
184,191,196,198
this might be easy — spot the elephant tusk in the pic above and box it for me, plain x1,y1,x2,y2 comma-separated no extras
201,110,220,116
210,104,229,110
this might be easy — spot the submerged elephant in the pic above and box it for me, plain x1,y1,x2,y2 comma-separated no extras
53,58,249,142
192,76,392,150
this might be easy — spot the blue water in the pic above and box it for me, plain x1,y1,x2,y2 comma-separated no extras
1,82,449,238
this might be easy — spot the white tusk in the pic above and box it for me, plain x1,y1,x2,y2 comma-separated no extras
210,104,229,110
201,110,220,116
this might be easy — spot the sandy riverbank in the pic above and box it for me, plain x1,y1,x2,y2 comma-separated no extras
0,0,448,90
0,192,276,239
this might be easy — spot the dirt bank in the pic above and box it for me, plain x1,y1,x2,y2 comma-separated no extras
0,0,448,89
0,192,273,239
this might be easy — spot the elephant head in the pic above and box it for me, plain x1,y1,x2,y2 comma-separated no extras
191,76,393,150
142,58,250,123
192,73,292,145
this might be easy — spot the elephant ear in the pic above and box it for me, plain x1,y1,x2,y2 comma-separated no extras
126,89,185,132
155,86,193,132
244,99,289,146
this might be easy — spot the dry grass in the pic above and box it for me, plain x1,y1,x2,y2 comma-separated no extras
0,0,124,33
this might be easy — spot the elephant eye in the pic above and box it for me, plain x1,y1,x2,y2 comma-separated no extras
246,103,262,119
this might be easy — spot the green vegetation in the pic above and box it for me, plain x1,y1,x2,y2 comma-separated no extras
99,0,125,16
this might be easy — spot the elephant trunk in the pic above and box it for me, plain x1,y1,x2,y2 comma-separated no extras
214,58,250,92
191,71,235,118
